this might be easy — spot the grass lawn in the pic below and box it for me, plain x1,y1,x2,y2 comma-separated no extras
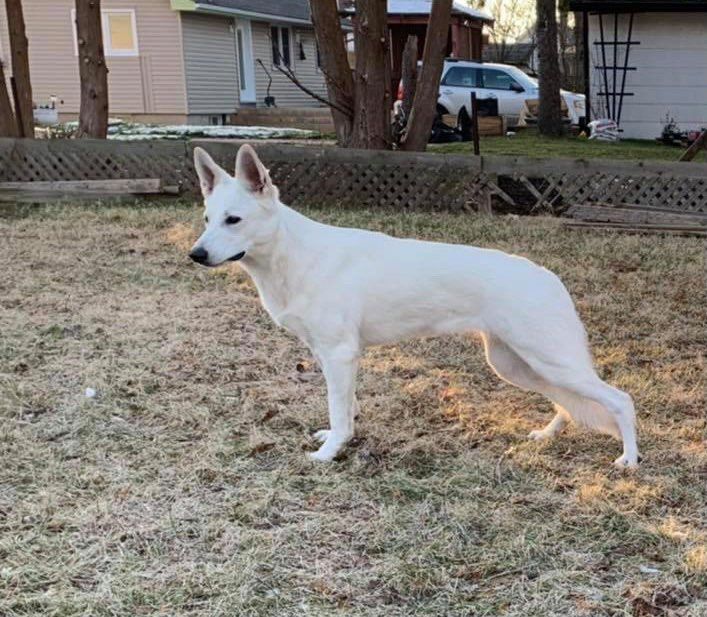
429,129,707,162
1,201,705,616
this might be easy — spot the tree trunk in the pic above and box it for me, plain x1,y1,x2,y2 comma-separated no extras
350,0,392,149
0,61,18,137
400,35,418,118
400,0,453,151
558,9,570,89
75,0,108,139
5,0,33,137
536,0,563,136
573,11,584,92
309,0,354,146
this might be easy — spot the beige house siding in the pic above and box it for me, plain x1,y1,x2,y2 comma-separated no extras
0,3,330,122
0,0,187,118
182,12,239,116
251,21,327,108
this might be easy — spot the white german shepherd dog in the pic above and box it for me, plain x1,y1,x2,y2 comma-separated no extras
189,145,639,468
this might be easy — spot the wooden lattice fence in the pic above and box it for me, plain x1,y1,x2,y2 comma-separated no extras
0,138,706,214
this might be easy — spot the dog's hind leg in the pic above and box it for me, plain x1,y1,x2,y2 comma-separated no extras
528,404,570,441
482,333,570,441
309,344,359,463
558,378,638,469
493,333,639,468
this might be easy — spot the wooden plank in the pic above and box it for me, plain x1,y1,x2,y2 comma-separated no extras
562,220,707,237
571,202,701,215
566,204,707,227
0,178,164,194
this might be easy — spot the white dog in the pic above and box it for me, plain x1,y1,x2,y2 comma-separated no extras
189,144,639,468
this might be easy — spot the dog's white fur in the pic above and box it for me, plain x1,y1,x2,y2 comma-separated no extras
190,144,639,468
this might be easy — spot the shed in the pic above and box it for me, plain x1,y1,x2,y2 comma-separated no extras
569,0,707,139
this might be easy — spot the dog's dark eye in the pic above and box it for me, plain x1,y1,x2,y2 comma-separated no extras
225,215,242,225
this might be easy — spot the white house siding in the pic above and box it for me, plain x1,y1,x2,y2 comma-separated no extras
0,0,188,119
181,12,240,117
251,21,327,108
588,12,707,140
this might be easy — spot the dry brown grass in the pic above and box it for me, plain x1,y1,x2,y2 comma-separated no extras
0,201,705,616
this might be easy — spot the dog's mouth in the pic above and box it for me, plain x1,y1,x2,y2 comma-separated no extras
227,251,246,262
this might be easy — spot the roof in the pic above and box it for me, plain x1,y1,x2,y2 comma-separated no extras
569,0,707,11
387,0,493,21
193,1,312,23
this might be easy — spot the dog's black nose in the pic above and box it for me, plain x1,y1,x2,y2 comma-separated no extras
189,247,209,264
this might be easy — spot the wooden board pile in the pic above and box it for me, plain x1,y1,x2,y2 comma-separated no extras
564,202,707,236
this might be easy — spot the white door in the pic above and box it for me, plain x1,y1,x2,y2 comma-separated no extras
235,19,256,104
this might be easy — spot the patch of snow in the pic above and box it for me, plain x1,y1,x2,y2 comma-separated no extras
51,119,318,141
108,123,317,141
62,118,125,129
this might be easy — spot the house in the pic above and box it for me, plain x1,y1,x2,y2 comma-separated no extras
0,0,329,125
569,0,707,139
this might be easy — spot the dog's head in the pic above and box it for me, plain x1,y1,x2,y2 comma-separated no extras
189,144,279,267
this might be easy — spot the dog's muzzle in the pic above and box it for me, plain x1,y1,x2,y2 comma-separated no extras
189,248,245,266
189,246,209,265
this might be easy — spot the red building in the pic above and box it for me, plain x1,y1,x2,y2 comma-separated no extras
386,1,494,91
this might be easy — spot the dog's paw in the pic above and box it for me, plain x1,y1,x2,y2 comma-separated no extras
613,453,639,469
307,448,336,463
527,429,553,441
313,429,330,443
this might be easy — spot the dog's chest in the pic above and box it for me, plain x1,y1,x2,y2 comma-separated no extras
251,275,306,333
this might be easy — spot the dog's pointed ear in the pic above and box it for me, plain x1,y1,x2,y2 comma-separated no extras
194,147,228,198
236,144,272,194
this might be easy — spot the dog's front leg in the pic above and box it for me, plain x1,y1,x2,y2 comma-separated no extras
309,345,359,462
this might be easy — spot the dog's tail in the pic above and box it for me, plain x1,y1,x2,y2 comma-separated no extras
555,390,622,439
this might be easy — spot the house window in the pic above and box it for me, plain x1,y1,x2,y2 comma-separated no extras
270,25,291,67
104,11,138,56
71,9,138,57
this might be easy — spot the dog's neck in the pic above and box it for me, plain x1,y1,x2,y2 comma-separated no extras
239,202,316,321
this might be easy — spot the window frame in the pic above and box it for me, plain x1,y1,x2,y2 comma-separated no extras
270,24,292,68
71,8,139,58
478,68,522,92
441,66,479,88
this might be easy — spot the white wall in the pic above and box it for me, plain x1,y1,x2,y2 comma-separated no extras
588,12,707,140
